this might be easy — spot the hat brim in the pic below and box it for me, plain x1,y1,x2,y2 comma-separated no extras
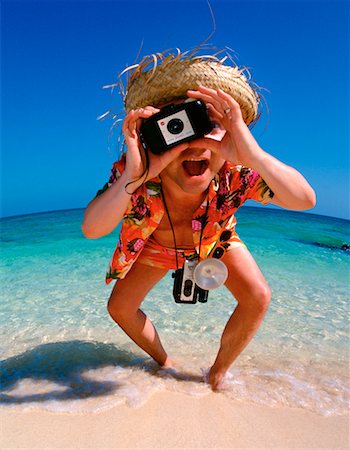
125,57,260,126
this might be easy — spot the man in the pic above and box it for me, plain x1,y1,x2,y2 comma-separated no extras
82,51,316,390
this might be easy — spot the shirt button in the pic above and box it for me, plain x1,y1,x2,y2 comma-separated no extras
220,230,232,242
212,247,225,259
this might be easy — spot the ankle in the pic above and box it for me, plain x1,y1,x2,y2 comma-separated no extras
208,366,227,391
160,356,174,369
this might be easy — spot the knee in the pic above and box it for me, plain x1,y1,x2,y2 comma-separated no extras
256,283,271,312
239,281,271,314
107,296,119,320
107,294,133,324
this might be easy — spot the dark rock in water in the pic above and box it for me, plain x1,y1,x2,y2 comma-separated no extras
0,237,15,243
312,242,350,252
294,239,350,252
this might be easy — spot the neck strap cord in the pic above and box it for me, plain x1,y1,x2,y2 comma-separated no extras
160,181,209,271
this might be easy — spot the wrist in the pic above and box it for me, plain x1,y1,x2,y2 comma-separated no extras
120,170,144,194
229,121,265,167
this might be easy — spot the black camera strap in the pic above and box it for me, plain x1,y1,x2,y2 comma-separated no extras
160,181,209,270
160,183,179,269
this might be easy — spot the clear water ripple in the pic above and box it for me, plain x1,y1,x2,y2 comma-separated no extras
0,207,349,415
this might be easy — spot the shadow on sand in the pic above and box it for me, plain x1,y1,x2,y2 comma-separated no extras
0,340,144,404
0,340,205,405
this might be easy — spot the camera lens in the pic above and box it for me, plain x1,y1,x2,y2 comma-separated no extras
184,280,193,297
167,118,184,135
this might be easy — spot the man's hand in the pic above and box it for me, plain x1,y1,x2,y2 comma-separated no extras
187,85,316,210
122,107,189,188
187,85,261,166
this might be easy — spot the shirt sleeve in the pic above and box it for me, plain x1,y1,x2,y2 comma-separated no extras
239,166,274,205
95,155,126,197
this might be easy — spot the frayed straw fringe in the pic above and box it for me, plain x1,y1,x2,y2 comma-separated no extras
100,46,266,138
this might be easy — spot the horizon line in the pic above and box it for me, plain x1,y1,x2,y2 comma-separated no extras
1,205,349,223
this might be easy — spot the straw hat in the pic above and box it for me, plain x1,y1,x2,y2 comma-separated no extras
123,50,261,126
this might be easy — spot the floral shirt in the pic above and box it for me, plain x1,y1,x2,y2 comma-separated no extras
96,155,274,284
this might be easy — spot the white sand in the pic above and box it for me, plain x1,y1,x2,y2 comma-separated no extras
1,391,349,449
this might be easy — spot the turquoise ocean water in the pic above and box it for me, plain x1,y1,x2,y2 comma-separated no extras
0,207,349,415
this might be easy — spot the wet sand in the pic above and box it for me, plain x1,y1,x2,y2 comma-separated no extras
1,391,349,449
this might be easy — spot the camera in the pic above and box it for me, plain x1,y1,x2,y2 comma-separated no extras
139,99,213,154
172,260,209,304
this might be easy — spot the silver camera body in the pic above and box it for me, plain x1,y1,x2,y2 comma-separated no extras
172,260,209,304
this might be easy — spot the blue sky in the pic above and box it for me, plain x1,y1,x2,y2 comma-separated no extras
1,0,349,219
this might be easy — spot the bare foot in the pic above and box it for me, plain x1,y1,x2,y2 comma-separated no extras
208,368,226,391
161,356,175,369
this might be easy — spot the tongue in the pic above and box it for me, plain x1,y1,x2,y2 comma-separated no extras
183,161,207,176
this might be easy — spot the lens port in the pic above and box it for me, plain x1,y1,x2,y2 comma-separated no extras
167,118,184,135
184,279,193,297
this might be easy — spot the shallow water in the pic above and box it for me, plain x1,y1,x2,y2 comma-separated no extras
0,207,349,415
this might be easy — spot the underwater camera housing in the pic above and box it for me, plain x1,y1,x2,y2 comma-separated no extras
139,99,213,154
172,260,209,304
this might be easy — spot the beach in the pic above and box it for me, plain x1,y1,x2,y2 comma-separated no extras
1,207,349,448
2,0,349,446
2,391,349,449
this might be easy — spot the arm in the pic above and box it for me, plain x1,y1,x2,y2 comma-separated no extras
81,107,153,239
187,86,316,211
82,107,190,239
228,120,316,210
82,170,141,239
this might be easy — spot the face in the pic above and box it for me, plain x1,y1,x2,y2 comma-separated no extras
160,104,226,195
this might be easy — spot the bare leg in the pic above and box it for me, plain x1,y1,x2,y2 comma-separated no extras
209,246,271,390
107,262,171,367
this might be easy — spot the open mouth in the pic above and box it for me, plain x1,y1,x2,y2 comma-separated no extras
182,159,209,177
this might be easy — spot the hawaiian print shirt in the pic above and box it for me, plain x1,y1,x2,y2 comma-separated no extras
96,155,274,284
